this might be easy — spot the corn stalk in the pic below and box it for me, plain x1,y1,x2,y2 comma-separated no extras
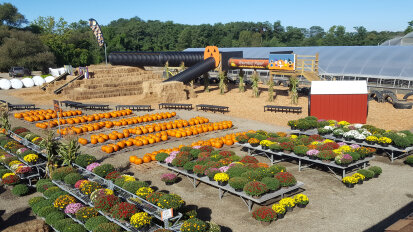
164,61,170,79
40,130,61,178
203,73,209,92
252,71,260,97
268,76,275,102
238,70,245,92
290,75,299,105
0,107,10,134
58,138,80,166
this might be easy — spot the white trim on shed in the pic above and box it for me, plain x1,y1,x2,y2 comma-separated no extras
310,81,368,95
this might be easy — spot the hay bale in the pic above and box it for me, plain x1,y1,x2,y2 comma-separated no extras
3,219,49,232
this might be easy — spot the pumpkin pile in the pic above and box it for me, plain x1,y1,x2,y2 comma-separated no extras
129,131,253,165
100,132,169,154
166,120,233,138
36,109,133,130
56,112,175,135
14,109,83,123
78,116,208,146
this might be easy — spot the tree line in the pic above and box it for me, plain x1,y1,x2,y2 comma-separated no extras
0,3,411,72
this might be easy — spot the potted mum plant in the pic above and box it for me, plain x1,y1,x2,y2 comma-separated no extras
352,173,365,184
293,194,309,208
130,212,151,230
243,181,269,198
160,173,178,185
279,197,295,212
214,172,229,186
377,137,392,147
228,177,249,192
205,168,220,181
252,206,277,226
342,176,357,188
272,203,286,219
248,138,260,147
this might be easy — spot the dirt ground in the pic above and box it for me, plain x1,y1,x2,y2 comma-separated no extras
1,80,413,232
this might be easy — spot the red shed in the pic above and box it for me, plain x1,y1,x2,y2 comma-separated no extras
309,81,368,123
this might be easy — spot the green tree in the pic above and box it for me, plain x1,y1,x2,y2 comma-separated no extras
0,3,27,27
31,16,68,35
404,20,413,34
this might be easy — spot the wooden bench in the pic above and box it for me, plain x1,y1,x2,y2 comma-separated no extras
196,104,229,113
61,100,82,108
75,104,110,111
264,105,302,114
158,103,193,110
115,105,152,111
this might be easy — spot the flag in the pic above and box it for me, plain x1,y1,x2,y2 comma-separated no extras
89,18,105,47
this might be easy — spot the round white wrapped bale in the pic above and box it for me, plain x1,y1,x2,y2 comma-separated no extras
44,76,55,83
58,67,66,75
32,76,45,86
0,79,11,90
50,69,59,77
22,78,35,88
10,78,23,89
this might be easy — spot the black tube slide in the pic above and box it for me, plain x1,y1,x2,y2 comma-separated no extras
108,51,204,67
164,57,215,84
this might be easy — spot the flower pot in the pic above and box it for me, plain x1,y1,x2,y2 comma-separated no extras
345,183,355,188
335,134,343,138
138,225,150,232
297,203,307,208
218,181,227,186
285,206,293,212
357,180,363,184
260,221,271,226
167,163,173,167
208,177,214,181
250,143,259,147
344,137,351,141
235,188,243,192
373,174,380,178
309,156,316,160
366,141,374,145
379,143,389,147
165,182,174,186
238,141,246,144
322,160,330,163
340,163,349,167
283,150,291,154
252,195,261,199
277,213,285,219
187,170,193,174
196,173,204,177
261,146,269,150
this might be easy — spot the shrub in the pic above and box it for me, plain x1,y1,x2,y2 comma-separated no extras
243,181,269,196
275,172,297,187
93,195,121,212
55,218,76,232
12,184,29,196
268,165,286,175
155,152,169,162
226,165,248,178
252,206,277,222
93,222,121,232
75,154,97,168
32,199,53,215
240,170,262,181
368,166,382,175
46,211,66,227
2,174,20,185
317,150,336,160
393,136,410,148
146,192,165,205
357,169,375,179
110,202,137,220
63,223,87,232
183,161,196,172
54,194,76,209
43,186,61,197
240,155,259,164
85,216,110,231
64,173,83,185
261,177,280,191
157,194,185,210
105,170,122,181
406,155,413,164
93,164,115,178
75,206,99,222
180,218,208,232
123,180,149,193
193,165,207,175
293,145,309,155
49,191,68,201
51,166,76,181
29,196,45,207
38,205,58,217
228,177,249,190
80,181,102,195
172,155,190,167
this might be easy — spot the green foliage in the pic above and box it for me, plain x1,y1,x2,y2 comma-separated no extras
357,169,375,179
0,3,27,27
155,152,169,162
268,164,286,175
85,216,110,231
293,145,309,155
240,170,263,181
406,155,413,164
183,161,196,171
12,184,29,196
38,205,58,217
228,177,249,190
58,139,81,166
93,222,121,232
63,223,87,232
189,149,201,158
93,164,115,178
32,199,53,214
75,154,97,168
207,221,221,232
43,186,61,197
49,191,67,201
55,218,76,231
226,165,248,178
29,196,45,207
122,180,148,193
36,181,55,193
368,166,382,175
46,211,66,227
261,177,280,191
52,166,76,180
64,172,83,185
0,169,12,178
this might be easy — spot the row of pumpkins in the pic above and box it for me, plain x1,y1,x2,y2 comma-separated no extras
0,76,55,90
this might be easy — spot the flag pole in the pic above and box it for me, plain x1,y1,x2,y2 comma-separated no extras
104,43,108,65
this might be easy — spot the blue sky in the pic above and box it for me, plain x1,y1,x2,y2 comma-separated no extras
7,0,413,32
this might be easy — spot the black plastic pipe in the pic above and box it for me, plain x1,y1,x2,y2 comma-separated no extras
164,57,216,84
108,51,204,67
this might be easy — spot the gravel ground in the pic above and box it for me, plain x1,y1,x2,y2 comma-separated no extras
1,85,412,232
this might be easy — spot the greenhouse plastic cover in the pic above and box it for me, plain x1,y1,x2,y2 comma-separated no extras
185,46,413,79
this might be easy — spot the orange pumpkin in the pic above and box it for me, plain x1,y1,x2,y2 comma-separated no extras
134,158,143,165
142,156,151,163
129,155,138,163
